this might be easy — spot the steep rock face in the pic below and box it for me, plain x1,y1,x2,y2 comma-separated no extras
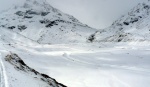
90,0,150,42
0,0,96,44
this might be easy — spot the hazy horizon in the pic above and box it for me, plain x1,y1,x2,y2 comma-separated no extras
48,0,147,29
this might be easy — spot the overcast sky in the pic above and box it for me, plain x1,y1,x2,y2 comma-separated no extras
0,0,147,29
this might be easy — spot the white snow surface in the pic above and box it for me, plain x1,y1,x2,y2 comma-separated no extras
0,27,150,87
0,0,150,87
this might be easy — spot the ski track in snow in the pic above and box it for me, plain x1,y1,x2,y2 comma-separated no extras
0,53,9,87
62,52,150,74
60,48,150,87
1,43,150,87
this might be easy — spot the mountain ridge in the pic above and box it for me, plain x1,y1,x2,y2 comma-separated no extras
89,0,150,42
0,0,96,44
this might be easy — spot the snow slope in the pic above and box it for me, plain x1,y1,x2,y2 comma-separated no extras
1,26,150,87
1,40,150,87
0,0,150,87
0,0,96,44
0,27,67,87
90,0,150,42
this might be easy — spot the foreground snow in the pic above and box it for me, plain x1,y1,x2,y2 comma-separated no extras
0,42,150,87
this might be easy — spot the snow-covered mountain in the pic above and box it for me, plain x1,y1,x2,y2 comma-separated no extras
0,0,96,44
0,0,97,87
1,0,150,87
89,0,150,42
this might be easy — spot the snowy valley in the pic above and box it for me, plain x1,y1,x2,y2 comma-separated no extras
0,0,150,87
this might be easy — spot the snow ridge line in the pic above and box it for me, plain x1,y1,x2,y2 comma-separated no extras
5,53,67,87
0,53,9,87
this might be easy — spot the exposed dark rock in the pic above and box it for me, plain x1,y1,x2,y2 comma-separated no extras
15,11,25,16
41,12,50,16
55,20,65,23
5,53,67,87
123,22,129,25
130,18,138,23
139,16,142,18
31,69,39,75
46,21,58,28
57,13,62,16
118,39,122,42
41,74,50,78
88,34,95,42
16,10,50,17
26,10,39,15
24,16,33,19
1,25,5,27
39,19,50,24
18,25,27,31
8,26,16,29
143,4,150,9
17,59,26,66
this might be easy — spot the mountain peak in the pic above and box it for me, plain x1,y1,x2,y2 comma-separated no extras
22,0,53,11
89,1,150,42
0,0,96,44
